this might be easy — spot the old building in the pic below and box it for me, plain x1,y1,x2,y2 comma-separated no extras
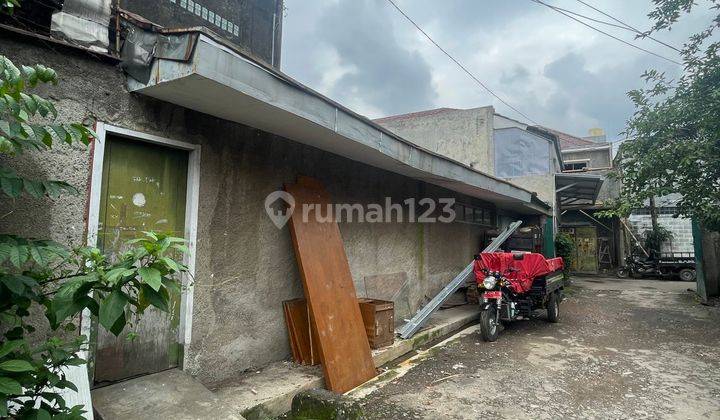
0,0,553,400
551,127,694,276
376,108,565,256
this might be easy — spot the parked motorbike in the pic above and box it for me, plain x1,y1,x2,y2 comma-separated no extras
475,252,565,342
616,253,696,282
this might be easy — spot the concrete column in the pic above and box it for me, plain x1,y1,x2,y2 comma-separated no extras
694,220,719,301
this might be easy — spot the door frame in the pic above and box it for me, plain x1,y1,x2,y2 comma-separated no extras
574,225,599,274
81,122,201,374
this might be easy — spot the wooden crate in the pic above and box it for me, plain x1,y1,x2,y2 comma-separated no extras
358,299,395,349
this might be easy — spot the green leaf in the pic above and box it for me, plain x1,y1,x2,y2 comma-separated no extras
139,284,169,313
0,275,25,294
31,408,51,420
23,179,44,198
0,136,13,154
0,242,10,263
108,312,126,336
143,231,158,241
64,357,86,366
0,340,23,358
1,175,22,198
98,291,127,334
8,244,28,268
0,376,22,395
50,125,69,145
105,267,135,285
20,92,37,115
138,267,162,291
29,244,47,266
171,244,190,254
56,379,78,392
0,359,35,372
21,65,37,86
160,257,181,272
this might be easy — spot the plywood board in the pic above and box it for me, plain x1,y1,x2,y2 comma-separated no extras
283,298,319,365
283,301,300,362
285,176,376,393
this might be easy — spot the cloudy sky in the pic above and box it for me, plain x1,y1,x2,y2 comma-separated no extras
281,0,715,141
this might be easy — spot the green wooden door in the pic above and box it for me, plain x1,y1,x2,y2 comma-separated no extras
575,226,598,274
94,135,188,383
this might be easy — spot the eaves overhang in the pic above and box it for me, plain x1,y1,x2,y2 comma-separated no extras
556,173,604,207
126,32,551,216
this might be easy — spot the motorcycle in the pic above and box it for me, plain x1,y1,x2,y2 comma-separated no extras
616,252,696,282
475,252,565,342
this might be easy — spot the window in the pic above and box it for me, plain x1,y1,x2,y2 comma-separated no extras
564,161,588,172
454,203,496,227
0,0,62,34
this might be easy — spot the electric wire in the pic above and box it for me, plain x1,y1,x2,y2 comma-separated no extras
384,0,540,125
573,0,681,52
530,0,681,65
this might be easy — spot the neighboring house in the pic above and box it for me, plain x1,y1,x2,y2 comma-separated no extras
542,127,622,274
375,108,563,255
0,0,553,399
551,127,693,274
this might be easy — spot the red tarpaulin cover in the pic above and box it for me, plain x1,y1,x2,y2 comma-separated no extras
473,252,564,294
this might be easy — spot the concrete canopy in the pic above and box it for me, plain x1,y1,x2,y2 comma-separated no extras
556,173,604,207
127,32,551,216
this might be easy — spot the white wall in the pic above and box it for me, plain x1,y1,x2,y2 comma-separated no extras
628,208,694,253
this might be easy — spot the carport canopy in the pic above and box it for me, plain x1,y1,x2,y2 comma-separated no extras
124,29,551,216
555,173,604,207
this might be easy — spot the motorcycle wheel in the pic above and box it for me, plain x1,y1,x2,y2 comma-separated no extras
679,268,696,282
546,292,560,323
616,267,629,278
480,304,499,342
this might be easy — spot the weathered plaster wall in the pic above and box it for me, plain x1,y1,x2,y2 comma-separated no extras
0,35,488,386
493,114,527,130
562,148,612,169
494,128,552,178
376,107,496,174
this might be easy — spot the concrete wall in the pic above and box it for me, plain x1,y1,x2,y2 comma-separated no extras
562,147,612,170
700,227,719,297
493,114,527,130
376,107,496,175
504,174,555,210
628,209,694,253
0,35,492,386
493,128,550,178
121,0,283,66
492,128,556,212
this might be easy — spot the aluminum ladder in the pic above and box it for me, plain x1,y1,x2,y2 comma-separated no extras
397,220,523,339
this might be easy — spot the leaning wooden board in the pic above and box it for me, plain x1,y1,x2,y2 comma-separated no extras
283,298,320,365
284,176,376,393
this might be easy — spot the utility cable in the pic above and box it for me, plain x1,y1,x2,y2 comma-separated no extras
530,0,681,65
385,0,540,124
574,0,681,52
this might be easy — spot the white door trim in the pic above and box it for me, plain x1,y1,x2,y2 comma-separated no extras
82,122,200,369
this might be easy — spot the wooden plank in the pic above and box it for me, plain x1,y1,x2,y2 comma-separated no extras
283,299,320,366
285,177,376,393
283,301,301,363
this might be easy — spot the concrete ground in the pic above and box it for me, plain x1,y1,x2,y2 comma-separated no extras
356,276,720,419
